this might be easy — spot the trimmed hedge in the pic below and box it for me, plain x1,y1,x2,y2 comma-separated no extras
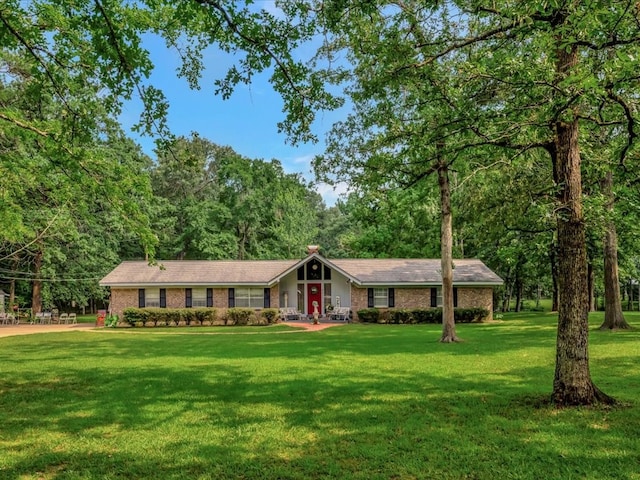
123,307,280,327
357,307,489,324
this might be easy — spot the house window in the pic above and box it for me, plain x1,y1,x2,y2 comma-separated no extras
145,288,161,308
324,283,332,312
374,288,388,308
297,283,304,312
192,288,207,307
234,288,265,308
324,265,332,280
368,288,395,308
430,287,457,307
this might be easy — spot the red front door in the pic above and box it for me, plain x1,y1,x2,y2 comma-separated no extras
307,283,322,316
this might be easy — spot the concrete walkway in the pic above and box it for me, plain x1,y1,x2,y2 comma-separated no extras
0,323,96,338
0,320,347,338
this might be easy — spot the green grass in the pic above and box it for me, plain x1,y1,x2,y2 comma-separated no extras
1,313,639,479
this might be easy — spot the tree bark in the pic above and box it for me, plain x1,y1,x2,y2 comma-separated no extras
587,262,595,312
31,247,44,315
438,160,459,343
550,44,613,406
550,240,559,312
599,171,630,330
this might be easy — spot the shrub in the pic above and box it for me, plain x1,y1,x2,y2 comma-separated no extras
226,308,253,326
123,308,153,326
388,309,413,324
261,308,279,324
357,308,380,323
123,308,220,327
182,309,197,326
195,308,216,325
165,309,182,326
411,308,441,324
105,314,119,328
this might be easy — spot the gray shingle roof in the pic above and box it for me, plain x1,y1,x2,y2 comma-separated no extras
330,258,503,285
100,260,298,286
100,257,502,287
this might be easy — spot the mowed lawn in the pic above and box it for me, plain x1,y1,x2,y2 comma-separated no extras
1,313,639,480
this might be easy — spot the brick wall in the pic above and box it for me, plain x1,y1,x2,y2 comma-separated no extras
457,287,494,321
351,286,367,319
110,288,137,317
351,286,494,321
166,288,184,309
110,286,281,318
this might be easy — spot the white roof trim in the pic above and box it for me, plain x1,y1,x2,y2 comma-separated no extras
271,252,361,285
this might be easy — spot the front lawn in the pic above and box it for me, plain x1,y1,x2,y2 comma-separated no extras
0,313,638,479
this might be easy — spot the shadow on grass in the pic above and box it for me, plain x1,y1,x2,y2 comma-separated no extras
1,324,639,479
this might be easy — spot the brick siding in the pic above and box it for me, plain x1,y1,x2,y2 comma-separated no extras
351,286,494,321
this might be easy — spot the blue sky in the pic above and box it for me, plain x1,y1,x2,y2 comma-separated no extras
119,31,349,206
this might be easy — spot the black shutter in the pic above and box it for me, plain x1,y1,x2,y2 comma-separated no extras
297,266,305,280
367,288,374,308
138,289,145,308
388,288,395,308
264,288,271,308
430,288,437,308
206,288,213,307
160,288,166,308
185,288,192,308
453,287,458,308
228,288,235,308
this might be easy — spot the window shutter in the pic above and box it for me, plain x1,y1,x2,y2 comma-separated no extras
453,287,458,308
388,288,395,308
430,288,437,308
228,288,235,308
138,289,145,308
160,288,166,308
367,288,374,308
264,288,271,308
206,288,213,307
185,288,192,308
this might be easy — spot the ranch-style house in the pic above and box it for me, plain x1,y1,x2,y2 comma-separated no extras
100,248,503,321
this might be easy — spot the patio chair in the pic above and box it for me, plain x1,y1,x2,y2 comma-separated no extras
331,307,351,322
42,312,52,324
59,313,69,324
34,312,44,324
0,313,6,325
68,313,77,324
279,307,304,321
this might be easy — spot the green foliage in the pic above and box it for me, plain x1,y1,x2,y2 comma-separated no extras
225,308,254,326
359,307,489,324
356,308,380,323
148,135,328,261
105,314,119,328
123,308,218,327
260,308,279,324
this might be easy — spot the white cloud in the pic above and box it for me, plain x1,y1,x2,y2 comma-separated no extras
315,182,350,206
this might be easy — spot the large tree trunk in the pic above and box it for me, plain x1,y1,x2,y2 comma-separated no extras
550,240,559,312
438,160,459,343
599,171,630,330
587,262,595,312
31,248,43,315
550,45,613,406
514,263,524,312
